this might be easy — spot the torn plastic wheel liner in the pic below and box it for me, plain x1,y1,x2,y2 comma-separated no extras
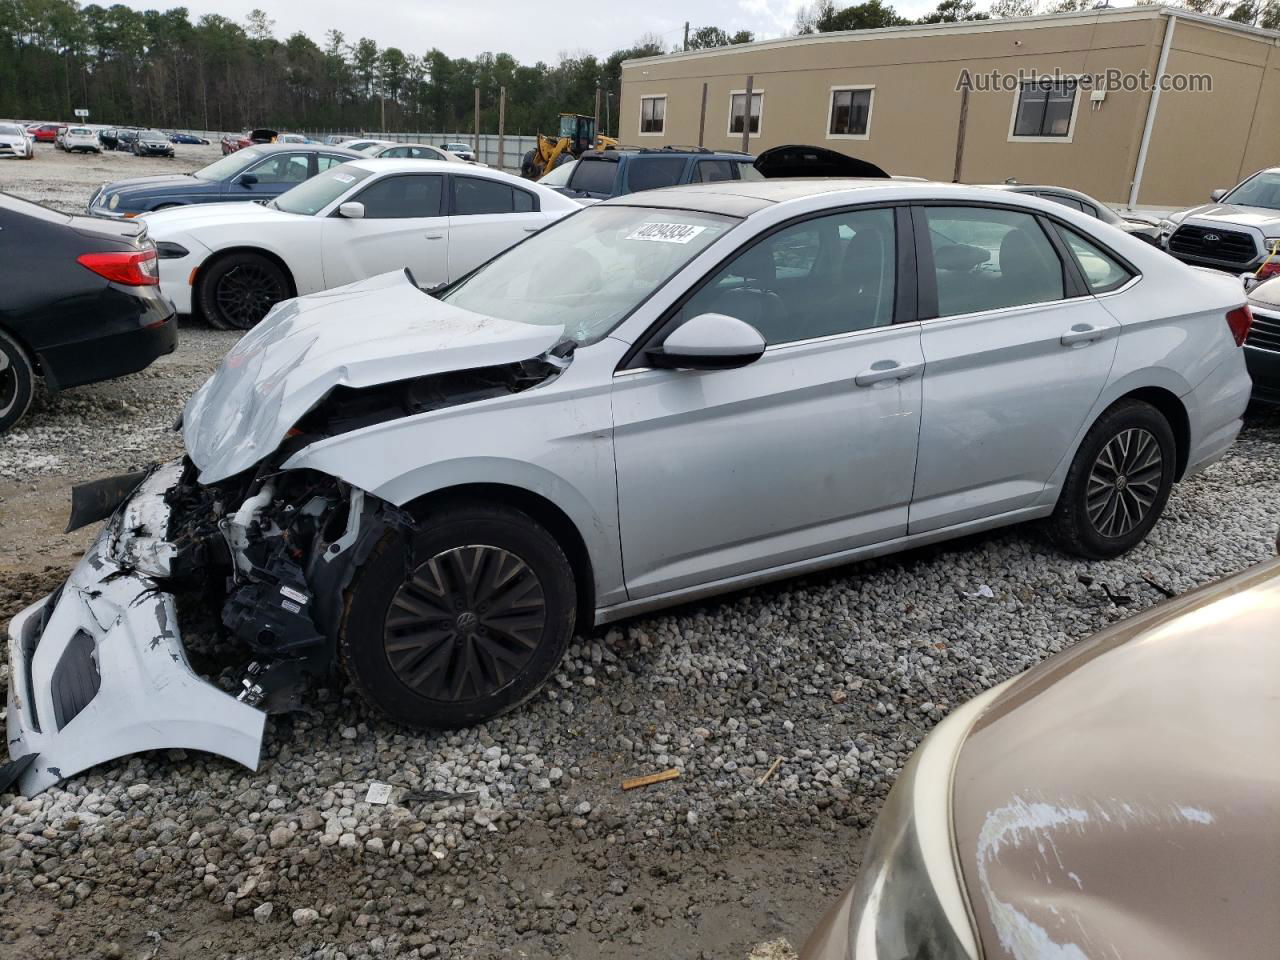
5,461,265,796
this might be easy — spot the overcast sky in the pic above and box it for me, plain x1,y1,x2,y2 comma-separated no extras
115,0,943,63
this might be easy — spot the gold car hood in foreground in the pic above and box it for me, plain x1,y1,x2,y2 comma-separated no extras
953,557,1280,960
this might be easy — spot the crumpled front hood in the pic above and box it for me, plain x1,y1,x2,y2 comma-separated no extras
183,270,565,483
952,559,1280,960
1180,202,1280,230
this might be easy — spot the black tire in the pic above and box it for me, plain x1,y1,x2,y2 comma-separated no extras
196,252,291,330
0,329,36,435
339,503,577,729
1047,399,1176,559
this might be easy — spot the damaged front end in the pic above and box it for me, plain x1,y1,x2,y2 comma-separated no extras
4,271,574,796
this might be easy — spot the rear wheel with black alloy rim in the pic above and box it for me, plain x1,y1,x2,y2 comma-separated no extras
197,251,291,330
0,329,35,435
339,504,577,729
1048,399,1175,559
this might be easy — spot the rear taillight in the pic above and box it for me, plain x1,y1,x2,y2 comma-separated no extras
76,249,160,286
1226,305,1253,347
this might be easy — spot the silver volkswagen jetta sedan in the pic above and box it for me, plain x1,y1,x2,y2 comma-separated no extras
5,179,1253,794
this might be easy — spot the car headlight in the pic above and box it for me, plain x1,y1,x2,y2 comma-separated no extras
109,194,120,210
843,681,1012,960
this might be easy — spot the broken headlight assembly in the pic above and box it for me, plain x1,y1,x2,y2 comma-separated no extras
838,685,1011,960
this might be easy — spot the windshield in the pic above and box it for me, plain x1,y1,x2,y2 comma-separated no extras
196,148,262,181
140,130,167,139
1223,171,1280,211
538,159,577,187
441,205,736,345
273,165,372,215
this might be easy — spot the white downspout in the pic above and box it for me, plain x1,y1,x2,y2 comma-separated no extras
1129,12,1177,208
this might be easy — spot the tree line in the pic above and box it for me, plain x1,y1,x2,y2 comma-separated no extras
3,0,1277,138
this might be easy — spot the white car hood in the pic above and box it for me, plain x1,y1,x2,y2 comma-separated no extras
143,200,288,232
183,270,566,484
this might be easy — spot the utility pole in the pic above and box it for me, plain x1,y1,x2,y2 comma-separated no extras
683,21,689,51
594,82,602,141
741,75,754,154
473,83,481,159
497,86,506,172
697,82,707,147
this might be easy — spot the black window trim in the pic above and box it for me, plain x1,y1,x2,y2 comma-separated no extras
346,172,446,219
1048,220,1138,295
619,201,912,372
447,173,541,215
910,200,1113,322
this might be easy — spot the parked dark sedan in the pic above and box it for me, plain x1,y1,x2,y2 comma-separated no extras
88,144,362,218
132,129,175,157
0,192,176,434
98,128,119,150
169,132,210,145
114,128,140,152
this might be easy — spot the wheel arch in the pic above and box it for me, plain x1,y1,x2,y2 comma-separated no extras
1113,385,1190,479
192,245,299,309
402,482,596,631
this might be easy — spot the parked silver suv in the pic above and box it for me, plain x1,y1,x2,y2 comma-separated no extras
1161,167,1280,274
6,180,1254,796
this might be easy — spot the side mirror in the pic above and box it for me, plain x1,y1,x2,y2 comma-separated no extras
237,172,258,186
1210,188,1227,202
1242,272,1261,293
338,201,366,220
646,313,766,371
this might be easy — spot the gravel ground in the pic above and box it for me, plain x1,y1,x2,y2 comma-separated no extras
1,145,1278,960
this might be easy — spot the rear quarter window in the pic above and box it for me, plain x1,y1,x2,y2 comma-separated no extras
568,159,619,196
625,157,687,193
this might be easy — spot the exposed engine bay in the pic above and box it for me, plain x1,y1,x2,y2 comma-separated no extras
2,349,569,796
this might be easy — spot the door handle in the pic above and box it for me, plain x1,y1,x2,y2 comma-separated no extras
1060,324,1106,346
854,360,922,387
425,234,444,240
522,226,540,233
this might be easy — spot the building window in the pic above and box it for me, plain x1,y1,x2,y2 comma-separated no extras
828,86,874,139
1010,79,1079,140
639,96,666,136
728,90,763,137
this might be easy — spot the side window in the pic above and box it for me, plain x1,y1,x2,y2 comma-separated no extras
675,207,896,346
1011,79,1078,139
924,206,1064,318
736,161,765,182
1040,193,1085,213
354,175,443,219
693,160,734,183
1057,227,1133,293
452,177,539,215
625,157,686,193
412,147,444,160
381,146,409,158
249,152,310,183
317,154,348,171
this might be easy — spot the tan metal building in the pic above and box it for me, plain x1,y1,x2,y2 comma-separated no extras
619,5,1280,208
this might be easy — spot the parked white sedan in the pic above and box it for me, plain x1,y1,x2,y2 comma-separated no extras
146,160,580,328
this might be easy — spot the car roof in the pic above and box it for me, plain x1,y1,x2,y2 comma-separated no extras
244,143,363,157
581,148,751,160
599,178,1073,217
347,158,529,179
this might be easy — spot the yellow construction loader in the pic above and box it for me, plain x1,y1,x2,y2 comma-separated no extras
521,113,618,180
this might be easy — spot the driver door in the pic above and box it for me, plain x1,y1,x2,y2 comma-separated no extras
611,207,925,600
226,151,311,201
321,173,450,289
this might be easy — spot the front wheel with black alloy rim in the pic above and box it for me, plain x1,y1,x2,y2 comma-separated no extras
197,252,291,330
1048,399,1176,559
339,503,577,729
0,330,36,435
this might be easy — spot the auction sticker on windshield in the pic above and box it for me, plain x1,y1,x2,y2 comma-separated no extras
627,222,707,244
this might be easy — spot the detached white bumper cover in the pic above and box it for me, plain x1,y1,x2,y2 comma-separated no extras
4,461,265,796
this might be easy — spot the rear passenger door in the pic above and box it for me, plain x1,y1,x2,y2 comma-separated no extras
908,204,1123,533
445,175,545,280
